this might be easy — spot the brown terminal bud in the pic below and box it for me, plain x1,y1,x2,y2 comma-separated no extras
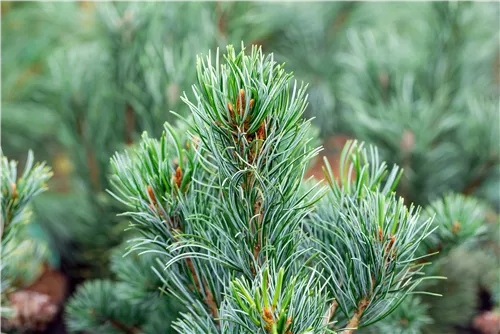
236,89,246,115
452,221,461,234
263,307,274,324
12,183,18,200
228,102,235,120
174,167,182,188
389,235,396,249
147,185,156,205
256,121,266,141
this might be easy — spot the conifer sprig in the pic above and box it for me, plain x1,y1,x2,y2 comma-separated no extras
180,44,323,279
108,121,220,329
420,193,490,260
1,151,52,318
103,45,439,333
220,265,330,334
1,151,52,237
312,141,438,331
108,44,329,332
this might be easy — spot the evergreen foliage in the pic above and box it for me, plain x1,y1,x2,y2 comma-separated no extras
66,244,180,334
311,141,438,330
421,193,490,259
2,1,217,276
336,2,499,205
66,44,443,333
1,151,52,321
1,2,498,333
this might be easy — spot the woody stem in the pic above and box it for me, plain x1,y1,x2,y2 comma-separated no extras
342,298,369,334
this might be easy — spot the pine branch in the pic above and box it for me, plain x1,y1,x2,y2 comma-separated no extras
312,141,436,330
1,151,52,238
1,151,52,321
146,181,219,321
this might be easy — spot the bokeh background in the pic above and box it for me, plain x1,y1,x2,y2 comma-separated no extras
1,1,499,333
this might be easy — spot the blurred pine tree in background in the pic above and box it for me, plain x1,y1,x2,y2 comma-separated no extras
1,1,498,333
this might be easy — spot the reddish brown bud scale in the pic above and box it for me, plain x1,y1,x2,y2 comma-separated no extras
384,235,397,263
263,307,274,324
228,102,235,120
236,89,246,115
389,235,396,248
384,235,395,251
452,221,461,234
285,315,293,334
256,121,266,140
175,167,182,188
377,226,383,242
147,185,157,205
11,183,17,200
379,72,389,89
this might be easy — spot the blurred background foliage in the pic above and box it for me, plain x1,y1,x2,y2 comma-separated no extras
1,1,499,333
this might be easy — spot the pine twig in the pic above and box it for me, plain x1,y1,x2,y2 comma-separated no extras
147,184,219,322
203,278,219,320
252,198,263,276
342,298,369,334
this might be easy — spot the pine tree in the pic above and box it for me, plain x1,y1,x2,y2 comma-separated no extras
65,44,448,334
